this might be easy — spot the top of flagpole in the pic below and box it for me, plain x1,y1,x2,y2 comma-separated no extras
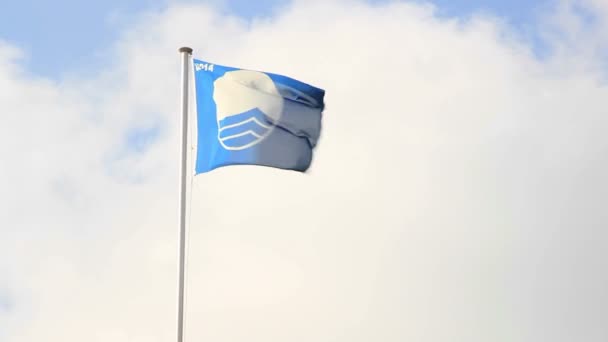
179,47,193,54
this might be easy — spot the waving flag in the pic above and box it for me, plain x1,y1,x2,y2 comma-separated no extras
193,59,325,173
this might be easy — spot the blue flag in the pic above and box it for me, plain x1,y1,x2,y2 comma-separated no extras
192,59,325,173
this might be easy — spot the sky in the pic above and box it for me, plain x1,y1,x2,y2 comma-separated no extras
1,0,556,78
2,0,608,341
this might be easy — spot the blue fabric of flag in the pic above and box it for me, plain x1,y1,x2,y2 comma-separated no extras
193,59,325,173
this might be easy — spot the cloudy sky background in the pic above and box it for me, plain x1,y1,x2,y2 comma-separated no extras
1,0,608,341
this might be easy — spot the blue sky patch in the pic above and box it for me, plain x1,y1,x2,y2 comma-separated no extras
0,0,167,78
0,0,579,79
0,293,13,312
126,124,163,154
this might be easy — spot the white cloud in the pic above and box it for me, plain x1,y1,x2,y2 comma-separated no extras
2,1,608,341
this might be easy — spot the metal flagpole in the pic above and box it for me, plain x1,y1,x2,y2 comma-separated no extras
177,46,193,342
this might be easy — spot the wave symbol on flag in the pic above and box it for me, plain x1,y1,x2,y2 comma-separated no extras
217,108,274,150
213,70,284,151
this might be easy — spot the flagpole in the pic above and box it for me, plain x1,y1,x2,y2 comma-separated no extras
177,46,192,342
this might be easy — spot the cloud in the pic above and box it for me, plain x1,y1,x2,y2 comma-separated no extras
1,1,608,341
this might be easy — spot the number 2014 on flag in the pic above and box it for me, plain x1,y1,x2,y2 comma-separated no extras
195,63,214,72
